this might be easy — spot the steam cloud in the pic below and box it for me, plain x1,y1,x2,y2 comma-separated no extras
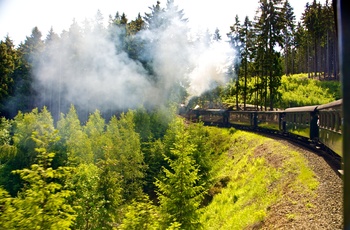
33,9,236,117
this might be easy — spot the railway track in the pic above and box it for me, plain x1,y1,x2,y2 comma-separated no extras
252,127,342,178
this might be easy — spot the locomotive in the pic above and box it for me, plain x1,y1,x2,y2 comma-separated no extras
181,99,343,158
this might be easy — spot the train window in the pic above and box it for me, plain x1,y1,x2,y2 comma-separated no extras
335,113,338,131
300,114,303,124
289,114,294,123
334,113,339,131
322,113,326,128
296,113,299,123
323,113,327,128
340,117,343,133
336,113,342,133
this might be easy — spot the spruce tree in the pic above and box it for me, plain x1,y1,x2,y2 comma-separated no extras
106,111,145,201
155,118,204,229
57,105,93,165
255,0,284,110
0,36,17,106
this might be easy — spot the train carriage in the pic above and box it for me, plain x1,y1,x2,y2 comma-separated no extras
191,109,228,125
255,111,283,132
284,105,318,140
317,99,343,156
228,111,255,127
180,99,343,159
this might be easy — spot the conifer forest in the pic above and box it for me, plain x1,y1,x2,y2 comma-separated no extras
0,0,340,229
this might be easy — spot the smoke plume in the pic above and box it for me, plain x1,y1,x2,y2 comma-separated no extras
33,6,236,118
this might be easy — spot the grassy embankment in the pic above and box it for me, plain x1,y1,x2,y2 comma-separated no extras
200,127,319,229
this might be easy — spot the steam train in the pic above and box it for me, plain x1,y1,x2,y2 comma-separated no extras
180,99,343,159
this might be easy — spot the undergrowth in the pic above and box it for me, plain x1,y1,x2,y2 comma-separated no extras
200,129,319,229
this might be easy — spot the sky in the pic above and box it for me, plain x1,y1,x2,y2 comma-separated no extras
0,0,327,46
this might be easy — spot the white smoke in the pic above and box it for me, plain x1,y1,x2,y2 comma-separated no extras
36,25,153,113
187,39,235,98
33,7,236,116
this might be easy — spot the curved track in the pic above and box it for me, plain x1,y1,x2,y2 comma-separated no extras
186,117,342,178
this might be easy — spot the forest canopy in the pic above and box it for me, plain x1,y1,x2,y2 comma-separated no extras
0,0,338,118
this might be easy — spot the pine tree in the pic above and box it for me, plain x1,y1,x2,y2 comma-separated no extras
143,1,165,30
281,0,296,75
106,111,145,201
57,105,94,165
294,22,308,73
302,0,323,78
84,110,106,162
124,13,145,60
254,0,284,110
95,155,123,229
241,16,254,110
16,27,44,112
0,36,17,107
155,118,204,229
227,15,242,110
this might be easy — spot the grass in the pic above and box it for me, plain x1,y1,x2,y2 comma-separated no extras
200,128,319,229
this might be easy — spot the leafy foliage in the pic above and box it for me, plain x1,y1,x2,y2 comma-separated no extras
0,128,76,230
118,195,160,230
277,74,339,108
66,163,102,229
223,73,340,109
